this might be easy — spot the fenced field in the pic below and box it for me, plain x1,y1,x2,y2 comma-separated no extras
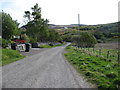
95,42,118,50
77,42,119,63
65,45,120,88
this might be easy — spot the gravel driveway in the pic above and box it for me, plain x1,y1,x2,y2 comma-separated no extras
21,48,50,56
2,43,95,88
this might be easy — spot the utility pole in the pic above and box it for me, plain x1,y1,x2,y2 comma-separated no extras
78,13,80,48
78,14,80,30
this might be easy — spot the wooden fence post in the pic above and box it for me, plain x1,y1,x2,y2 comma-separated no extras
93,47,94,52
99,49,101,55
88,48,89,51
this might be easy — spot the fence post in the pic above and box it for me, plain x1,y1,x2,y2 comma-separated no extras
99,49,101,56
81,47,82,50
88,47,89,51
107,51,110,58
93,47,94,52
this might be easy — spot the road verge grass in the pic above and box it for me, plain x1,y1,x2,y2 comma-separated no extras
2,48,25,66
39,43,65,48
64,45,120,89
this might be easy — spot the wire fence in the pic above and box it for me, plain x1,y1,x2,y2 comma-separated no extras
76,47,120,63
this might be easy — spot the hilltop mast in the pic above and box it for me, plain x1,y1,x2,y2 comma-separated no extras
78,13,80,48
78,14,80,30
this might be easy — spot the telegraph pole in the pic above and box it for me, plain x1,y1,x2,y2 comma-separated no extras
78,14,80,30
78,13,80,48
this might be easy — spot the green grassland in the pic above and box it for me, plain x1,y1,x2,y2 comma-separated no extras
64,45,120,89
2,49,25,66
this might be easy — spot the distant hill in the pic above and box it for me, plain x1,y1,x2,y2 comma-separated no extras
96,22,118,33
48,22,118,33
78,22,118,33
48,24,85,29
22,22,118,34
53,22,119,41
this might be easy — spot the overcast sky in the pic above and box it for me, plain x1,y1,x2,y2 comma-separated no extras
0,0,119,26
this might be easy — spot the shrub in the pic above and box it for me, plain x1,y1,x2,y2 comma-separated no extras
1,39,11,48
93,31,105,39
71,32,97,47
29,37,37,43
105,72,117,79
97,39,104,43
61,35,72,42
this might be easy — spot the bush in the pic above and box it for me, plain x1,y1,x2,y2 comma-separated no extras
61,35,72,42
97,39,104,43
93,31,105,39
1,39,11,48
105,72,117,79
29,37,37,43
71,32,97,47
80,32,97,47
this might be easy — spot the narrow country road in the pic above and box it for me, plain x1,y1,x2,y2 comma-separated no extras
2,43,94,88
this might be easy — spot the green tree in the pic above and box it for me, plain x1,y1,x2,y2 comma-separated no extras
72,32,97,47
24,3,49,42
93,31,105,39
93,31,106,43
48,29,62,42
1,11,19,40
62,35,72,42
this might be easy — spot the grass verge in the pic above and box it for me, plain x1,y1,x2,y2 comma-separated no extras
39,43,65,48
64,45,120,89
2,48,25,66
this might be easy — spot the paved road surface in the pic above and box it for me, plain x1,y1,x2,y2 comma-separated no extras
2,43,94,88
